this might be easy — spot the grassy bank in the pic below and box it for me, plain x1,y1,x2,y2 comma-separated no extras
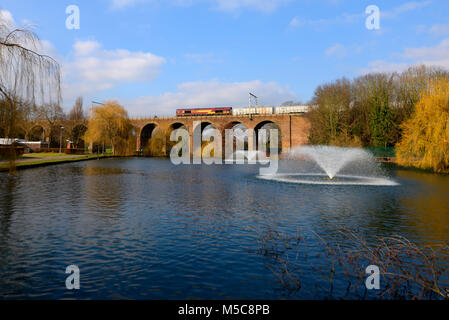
0,154,110,172
21,153,72,158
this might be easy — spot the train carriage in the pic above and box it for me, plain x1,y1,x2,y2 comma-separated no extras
274,106,310,114
232,107,273,116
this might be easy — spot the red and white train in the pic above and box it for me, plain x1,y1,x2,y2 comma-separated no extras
176,107,233,117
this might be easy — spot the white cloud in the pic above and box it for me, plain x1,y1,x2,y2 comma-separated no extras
0,10,15,26
73,40,102,56
210,0,290,12
63,40,165,101
289,12,364,30
402,38,449,60
416,23,449,36
110,0,289,12
361,61,412,74
122,80,296,116
361,38,449,74
289,17,301,28
289,1,432,30
381,1,432,19
429,24,449,35
325,43,348,59
325,43,364,59
110,0,142,9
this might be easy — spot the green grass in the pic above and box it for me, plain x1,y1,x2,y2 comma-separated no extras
22,153,69,159
0,154,108,172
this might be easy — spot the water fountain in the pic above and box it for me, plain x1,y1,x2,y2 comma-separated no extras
258,146,399,186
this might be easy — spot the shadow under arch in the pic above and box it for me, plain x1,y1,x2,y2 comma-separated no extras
254,120,282,154
224,121,249,152
28,125,45,141
16,127,27,140
166,122,188,156
193,121,219,158
140,123,164,156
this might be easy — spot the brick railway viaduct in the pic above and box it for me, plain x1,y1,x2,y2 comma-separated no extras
18,114,311,156
131,114,310,156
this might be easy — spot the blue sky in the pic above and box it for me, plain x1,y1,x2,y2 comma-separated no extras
1,0,449,116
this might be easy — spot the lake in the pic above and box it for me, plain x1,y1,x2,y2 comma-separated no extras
0,158,448,299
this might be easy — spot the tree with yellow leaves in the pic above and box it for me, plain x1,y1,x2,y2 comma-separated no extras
142,128,166,157
396,78,449,173
84,101,135,156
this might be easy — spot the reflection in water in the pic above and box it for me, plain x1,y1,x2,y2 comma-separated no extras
0,159,448,299
82,164,131,218
397,170,449,244
0,175,17,237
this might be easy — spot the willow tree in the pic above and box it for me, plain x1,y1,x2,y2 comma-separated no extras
396,79,449,173
84,101,134,156
0,15,61,138
0,14,61,170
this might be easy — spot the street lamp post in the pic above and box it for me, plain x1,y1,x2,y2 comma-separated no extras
59,126,64,154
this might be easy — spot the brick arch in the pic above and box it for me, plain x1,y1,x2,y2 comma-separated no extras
166,121,189,156
28,125,46,141
15,126,27,139
220,121,250,154
190,120,221,159
139,122,161,151
167,121,188,133
192,120,219,132
254,120,283,153
224,120,246,130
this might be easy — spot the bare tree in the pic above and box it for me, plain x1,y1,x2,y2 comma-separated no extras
69,96,85,121
68,97,87,149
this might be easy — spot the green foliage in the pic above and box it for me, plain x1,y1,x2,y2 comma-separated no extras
369,104,394,147
308,65,449,149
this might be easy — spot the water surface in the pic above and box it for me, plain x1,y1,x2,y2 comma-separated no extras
0,158,448,299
